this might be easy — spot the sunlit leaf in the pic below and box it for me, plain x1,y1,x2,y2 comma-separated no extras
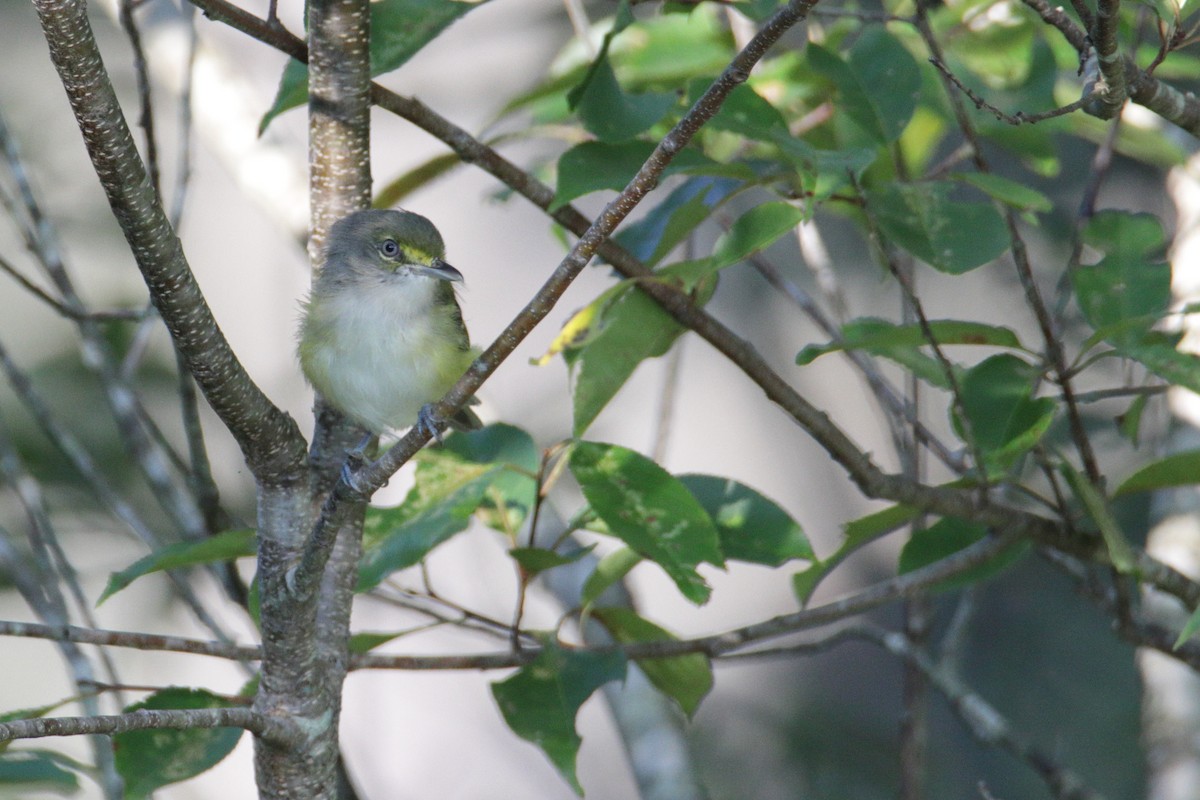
570,442,723,604
679,474,812,566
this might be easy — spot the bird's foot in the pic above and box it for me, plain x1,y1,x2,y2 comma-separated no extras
338,433,377,497
339,455,371,498
416,403,445,444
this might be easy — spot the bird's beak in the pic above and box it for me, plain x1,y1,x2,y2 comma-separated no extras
413,257,464,283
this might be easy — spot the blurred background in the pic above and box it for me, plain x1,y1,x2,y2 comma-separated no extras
0,0,1172,796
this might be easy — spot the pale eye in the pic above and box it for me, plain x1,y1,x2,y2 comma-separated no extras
379,239,400,259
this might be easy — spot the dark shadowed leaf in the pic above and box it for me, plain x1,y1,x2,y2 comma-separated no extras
260,0,490,132
114,688,242,799
592,606,712,716
953,354,1055,476
571,290,685,436
492,642,626,795
898,517,1026,591
99,529,255,604
808,29,920,145
1115,449,1200,496
868,182,1009,274
551,141,726,211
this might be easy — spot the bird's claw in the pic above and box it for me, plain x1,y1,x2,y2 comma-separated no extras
416,403,445,444
339,456,370,497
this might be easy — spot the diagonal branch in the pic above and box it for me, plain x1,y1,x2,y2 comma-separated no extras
30,0,307,484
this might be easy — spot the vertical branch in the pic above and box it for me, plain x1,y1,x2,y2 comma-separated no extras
252,0,371,795
1088,0,1129,118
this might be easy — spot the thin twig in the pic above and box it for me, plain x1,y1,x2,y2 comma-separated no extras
928,57,1097,125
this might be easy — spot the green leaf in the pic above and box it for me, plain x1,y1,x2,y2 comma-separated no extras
615,176,743,267
792,503,920,604
510,545,597,575
796,318,1024,386
581,546,642,608
953,354,1055,477
570,442,723,604
678,474,813,566
898,518,1026,591
492,641,626,795
808,29,920,145
574,58,676,142
348,631,404,653
1115,449,1200,496
1174,603,1200,649
374,152,465,208
99,529,255,604
1118,333,1200,394
955,172,1053,214
260,0,490,132
443,423,540,533
550,141,720,211
868,182,1009,274
357,424,538,589
566,0,634,111
358,459,498,590
710,201,806,268
1117,392,1150,445
1061,463,1137,573
0,751,80,793
591,607,712,717
114,688,242,799
775,137,878,199
1074,211,1170,346
690,80,790,141
571,289,685,436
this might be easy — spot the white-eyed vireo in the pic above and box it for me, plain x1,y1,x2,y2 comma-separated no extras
298,208,482,440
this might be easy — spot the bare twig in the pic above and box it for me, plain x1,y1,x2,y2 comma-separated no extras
928,57,1097,125
0,708,301,748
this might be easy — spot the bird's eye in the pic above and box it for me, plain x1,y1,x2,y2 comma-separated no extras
379,239,401,259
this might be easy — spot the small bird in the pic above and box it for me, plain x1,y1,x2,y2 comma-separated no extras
298,209,481,442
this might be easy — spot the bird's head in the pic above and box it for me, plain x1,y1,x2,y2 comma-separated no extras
324,209,463,286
